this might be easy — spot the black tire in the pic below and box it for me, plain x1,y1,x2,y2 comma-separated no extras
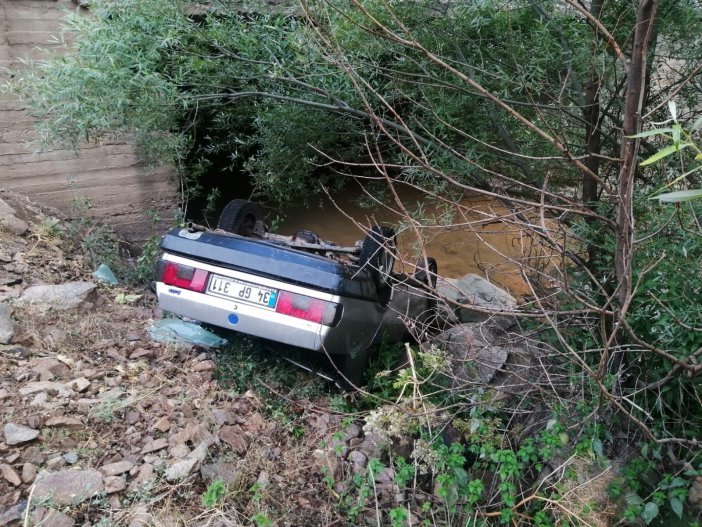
358,226,396,305
217,199,263,237
414,256,438,289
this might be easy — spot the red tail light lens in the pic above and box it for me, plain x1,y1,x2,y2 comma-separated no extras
275,291,339,326
161,261,209,293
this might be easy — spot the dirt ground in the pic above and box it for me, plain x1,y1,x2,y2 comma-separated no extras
0,190,351,526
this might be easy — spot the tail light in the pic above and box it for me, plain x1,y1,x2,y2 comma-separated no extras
275,291,340,326
157,260,209,293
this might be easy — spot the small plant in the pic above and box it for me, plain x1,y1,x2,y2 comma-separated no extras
90,396,131,422
250,512,273,527
37,217,66,239
201,480,227,508
389,506,408,527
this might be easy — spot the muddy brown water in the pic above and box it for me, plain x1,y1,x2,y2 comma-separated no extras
277,190,551,298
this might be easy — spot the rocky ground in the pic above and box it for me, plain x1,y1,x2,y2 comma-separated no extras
3,189,661,527
0,190,375,526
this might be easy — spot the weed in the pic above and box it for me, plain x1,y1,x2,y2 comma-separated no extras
37,216,66,239
90,396,132,422
389,506,408,527
250,512,273,527
201,480,227,508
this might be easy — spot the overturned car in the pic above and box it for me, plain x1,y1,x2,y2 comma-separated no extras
153,199,437,385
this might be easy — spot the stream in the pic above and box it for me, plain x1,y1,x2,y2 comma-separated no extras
277,189,549,298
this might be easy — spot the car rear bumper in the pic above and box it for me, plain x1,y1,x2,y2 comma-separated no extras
156,254,386,357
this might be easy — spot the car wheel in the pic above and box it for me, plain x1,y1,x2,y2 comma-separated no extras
217,199,263,237
414,256,438,289
358,226,396,305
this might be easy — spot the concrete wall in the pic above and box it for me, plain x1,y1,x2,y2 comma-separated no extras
0,0,179,241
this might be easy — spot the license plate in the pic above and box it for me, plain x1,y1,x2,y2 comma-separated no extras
207,275,278,308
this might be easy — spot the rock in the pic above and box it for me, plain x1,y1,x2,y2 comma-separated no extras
0,200,28,236
19,381,73,398
433,324,509,384
376,467,395,485
190,438,215,463
348,450,368,474
0,500,26,527
129,348,154,360
46,416,83,429
30,357,70,378
65,377,91,393
23,447,44,466
437,274,517,329
211,409,230,425
141,437,168,454
348,437,363,449
32,507,75,527
0,464,21,486
0,345,29,359
38,369,55,382
188,422,214,444
153,416,170,433
0,304,14,344
244,412,267,433
33,469,104,506
165,457,199,482
219,425,247,454
30,392,49,407
357,433,387,461
128,463,155,492
46,455,66,470
100,460,134,477
104,475,126,494
18,282,97,311
62,452,79,465
3,423,39,446
168,444,190,459
21,463,37,484
200,461,242,485
26,415,43,431
126,411,141,425
342,423,362,442
193,360,214,372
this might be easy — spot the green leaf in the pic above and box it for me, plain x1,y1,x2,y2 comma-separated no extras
672,123,681,145
691,115,702,131
642,502,659,524
640,143,690,166
629,127,672,139
669,496,684,518
651,189,702,203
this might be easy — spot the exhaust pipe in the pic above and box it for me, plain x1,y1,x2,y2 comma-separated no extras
187,222,208,233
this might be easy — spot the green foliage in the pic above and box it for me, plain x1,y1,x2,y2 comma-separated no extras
633,102,702,203
607,457,694,525
7,0,666,204
250,512,272,527
201,480,227,508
